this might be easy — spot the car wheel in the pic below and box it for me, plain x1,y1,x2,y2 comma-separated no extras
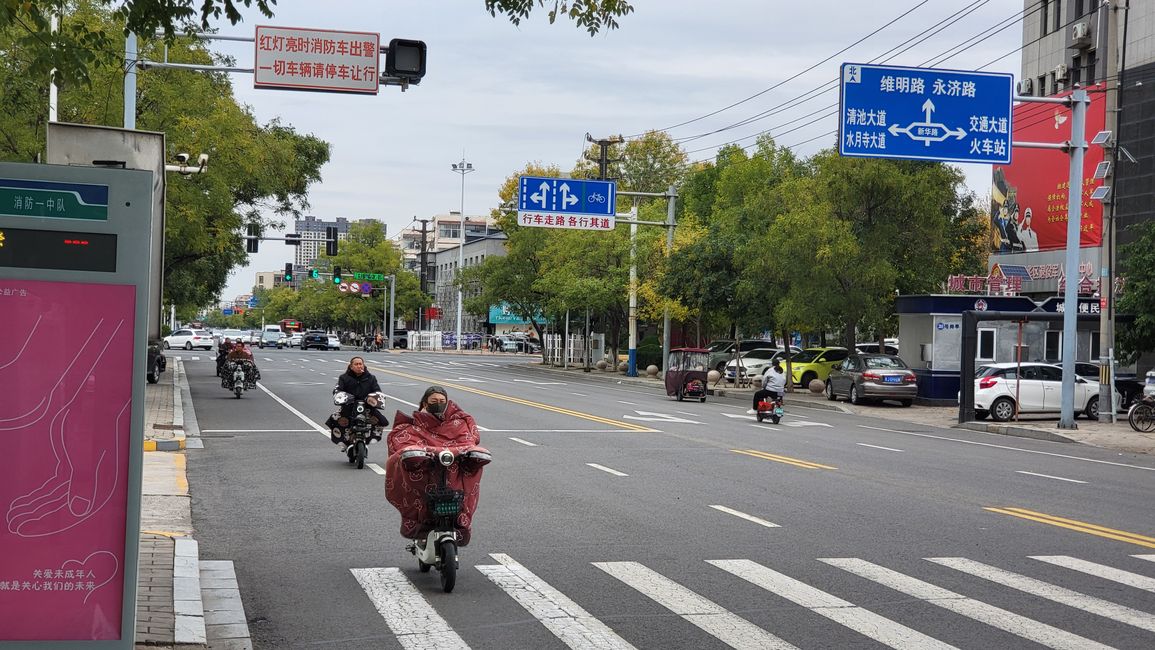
162,341,170,350
900,400,913,408
801,372,816,388
1083,396,1099,420
849,384,861,405
184,342,192,350
825,381,837,401
990,397,1016,422
146,360,159,384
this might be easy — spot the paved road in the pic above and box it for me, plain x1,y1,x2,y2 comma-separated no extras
177,348,1155,649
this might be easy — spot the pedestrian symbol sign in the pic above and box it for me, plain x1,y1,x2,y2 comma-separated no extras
839,63,1013,165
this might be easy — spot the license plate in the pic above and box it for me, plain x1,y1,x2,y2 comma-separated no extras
884,376,901,384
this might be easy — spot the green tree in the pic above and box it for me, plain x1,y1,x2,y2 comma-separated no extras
318,220,424,333
1116,221,1155,363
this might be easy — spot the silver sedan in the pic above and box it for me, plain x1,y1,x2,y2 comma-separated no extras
825,353,918,406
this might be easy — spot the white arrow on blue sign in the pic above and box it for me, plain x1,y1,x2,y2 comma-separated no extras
839,63,1013,165
517,176,617,231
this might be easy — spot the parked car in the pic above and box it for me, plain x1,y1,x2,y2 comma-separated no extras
259,330,285,349
855,342,900,355
826,353,917,406
723,348,781,381
146,339,166,384
163,329,214,350
301,331,329,350
706,339,778,373
965,362,1100,422
787,347,850,387
285,332,303,348
392,328,409,349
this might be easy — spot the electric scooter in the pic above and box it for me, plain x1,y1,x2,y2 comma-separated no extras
756,395,785,424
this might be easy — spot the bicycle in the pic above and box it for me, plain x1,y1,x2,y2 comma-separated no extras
1127,397,1155,433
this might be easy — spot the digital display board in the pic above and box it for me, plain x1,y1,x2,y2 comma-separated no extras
0,227,117,272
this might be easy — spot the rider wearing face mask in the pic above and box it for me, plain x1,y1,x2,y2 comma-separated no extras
385,386,485,545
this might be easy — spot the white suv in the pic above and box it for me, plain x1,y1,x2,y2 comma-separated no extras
163,329,214,350
966,362,1100,422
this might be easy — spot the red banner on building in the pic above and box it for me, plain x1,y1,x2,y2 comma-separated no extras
990,83,1105,253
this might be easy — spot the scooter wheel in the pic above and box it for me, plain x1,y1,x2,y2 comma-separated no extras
355,441,366,470
771,415,780,425
439,540,457,593
347,447,356,464
756,412,764,422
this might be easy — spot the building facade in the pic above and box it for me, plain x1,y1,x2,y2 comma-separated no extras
430,233,507,335
397,212,495,273
253,271,283,292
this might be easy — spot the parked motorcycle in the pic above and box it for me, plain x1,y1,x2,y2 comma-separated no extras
400,447,492,593
221,359,257,398
328,390,385,469
756,395,785,424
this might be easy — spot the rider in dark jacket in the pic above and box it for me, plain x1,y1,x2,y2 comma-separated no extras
329,357,387,446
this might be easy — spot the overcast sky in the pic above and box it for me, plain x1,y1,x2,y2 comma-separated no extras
215,0,1025,300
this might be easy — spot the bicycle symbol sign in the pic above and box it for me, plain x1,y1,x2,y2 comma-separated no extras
588,192,606,204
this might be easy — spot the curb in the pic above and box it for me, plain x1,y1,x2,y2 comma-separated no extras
954,421,1079,443
173,537,207,645
144,438,187,452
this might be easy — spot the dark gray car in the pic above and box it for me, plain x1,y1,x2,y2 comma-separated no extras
825,353,918,406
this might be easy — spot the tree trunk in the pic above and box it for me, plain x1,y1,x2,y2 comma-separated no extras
782,326,794,393
844,318,857,349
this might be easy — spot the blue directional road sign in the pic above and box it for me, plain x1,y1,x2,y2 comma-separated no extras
247,296,258,308
839,63,1013,165
517,176,617,231
223,308,234,315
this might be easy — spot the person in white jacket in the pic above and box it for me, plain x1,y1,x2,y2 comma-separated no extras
751,359,787,412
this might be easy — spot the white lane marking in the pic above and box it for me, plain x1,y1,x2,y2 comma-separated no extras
254,382,329,437
929,557,1155,633
617,400,638,405
1015,471,1087,484
587,463,628,477
822,558,1112,650
476,429,626,433
1031,556,1155,593
570,392,588,397
857,425,1155,472
708,505,780,528
723,413,756,420
675,411,699,416
594,561,796,650
856,443,904,452
710,559,954,650
479,554,636,650
1135,554,1155,563
509,437,538,447
350,567,470,650
513,379,566,385
263,357,273,361
623,410,701,424
367,463,386,476
200,429,316,433
298,358,310,362
785,421,831,427
382,393,420,409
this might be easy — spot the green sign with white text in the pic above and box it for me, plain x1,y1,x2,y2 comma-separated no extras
352,272,386,281
0,178,109,221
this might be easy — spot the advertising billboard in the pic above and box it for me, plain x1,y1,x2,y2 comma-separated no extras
990,83,1105,254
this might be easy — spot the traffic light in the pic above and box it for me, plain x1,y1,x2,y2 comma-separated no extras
325,226,339,256
309,267,319,280
283,263,293,282
386,39,426,82
332,266,342,285
246,224,259,253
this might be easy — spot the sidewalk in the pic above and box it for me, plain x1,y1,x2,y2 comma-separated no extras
137,360,251,649
516,360,1155,456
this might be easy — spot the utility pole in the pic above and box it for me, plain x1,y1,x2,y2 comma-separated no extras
417,217,431,347
1098,0,1128,422
585,133,623,180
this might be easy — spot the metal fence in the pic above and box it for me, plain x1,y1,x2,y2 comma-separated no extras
542,333,605,367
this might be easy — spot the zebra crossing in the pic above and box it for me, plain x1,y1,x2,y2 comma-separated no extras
350,552,1155,649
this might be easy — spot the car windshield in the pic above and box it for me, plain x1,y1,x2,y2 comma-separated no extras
863,356,907,369
706,341,732,352
791,350,821,363
742,349,778,359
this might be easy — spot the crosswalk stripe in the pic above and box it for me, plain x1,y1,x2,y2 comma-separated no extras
477,554,635,649
821,558,1112,650
929,557,1155,632
1031,555,1155,593
263,357,272,361
349,567,470,649
1136,554,1155,563
709,560,954,649
594,561,796,650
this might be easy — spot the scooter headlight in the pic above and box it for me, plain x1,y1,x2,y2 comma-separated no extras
356,404,365,414
438,450,454,467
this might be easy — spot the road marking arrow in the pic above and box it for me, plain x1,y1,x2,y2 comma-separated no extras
530,181,550,208
558,182,579,208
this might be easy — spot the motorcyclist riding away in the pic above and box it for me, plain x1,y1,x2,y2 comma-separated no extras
751,359,787,412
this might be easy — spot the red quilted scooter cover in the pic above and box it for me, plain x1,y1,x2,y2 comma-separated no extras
384,402,486,545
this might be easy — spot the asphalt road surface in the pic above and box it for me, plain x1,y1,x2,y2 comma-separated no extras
176,348,1155,649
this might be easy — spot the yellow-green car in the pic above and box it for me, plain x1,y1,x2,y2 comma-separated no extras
788,347,850,387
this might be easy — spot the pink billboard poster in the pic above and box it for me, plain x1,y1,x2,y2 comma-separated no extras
0,279,136,641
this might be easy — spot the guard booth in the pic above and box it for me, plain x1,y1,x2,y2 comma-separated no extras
896,294,1105,404
0,162,153,648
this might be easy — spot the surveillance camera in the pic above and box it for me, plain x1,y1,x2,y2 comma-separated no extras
197,153,209,166
175,153,190,164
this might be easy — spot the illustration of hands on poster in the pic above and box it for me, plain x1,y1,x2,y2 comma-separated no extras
0,279,135,641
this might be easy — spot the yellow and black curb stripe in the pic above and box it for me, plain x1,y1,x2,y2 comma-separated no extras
731,449,837,470
985,506,1155,549
144,438,186,452
372,367,658,432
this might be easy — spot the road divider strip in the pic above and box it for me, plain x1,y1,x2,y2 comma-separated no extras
984,506,1155,549
372,367,657,432
731,449,837,470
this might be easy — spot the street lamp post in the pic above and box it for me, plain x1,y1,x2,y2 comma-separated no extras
451,157,475,352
